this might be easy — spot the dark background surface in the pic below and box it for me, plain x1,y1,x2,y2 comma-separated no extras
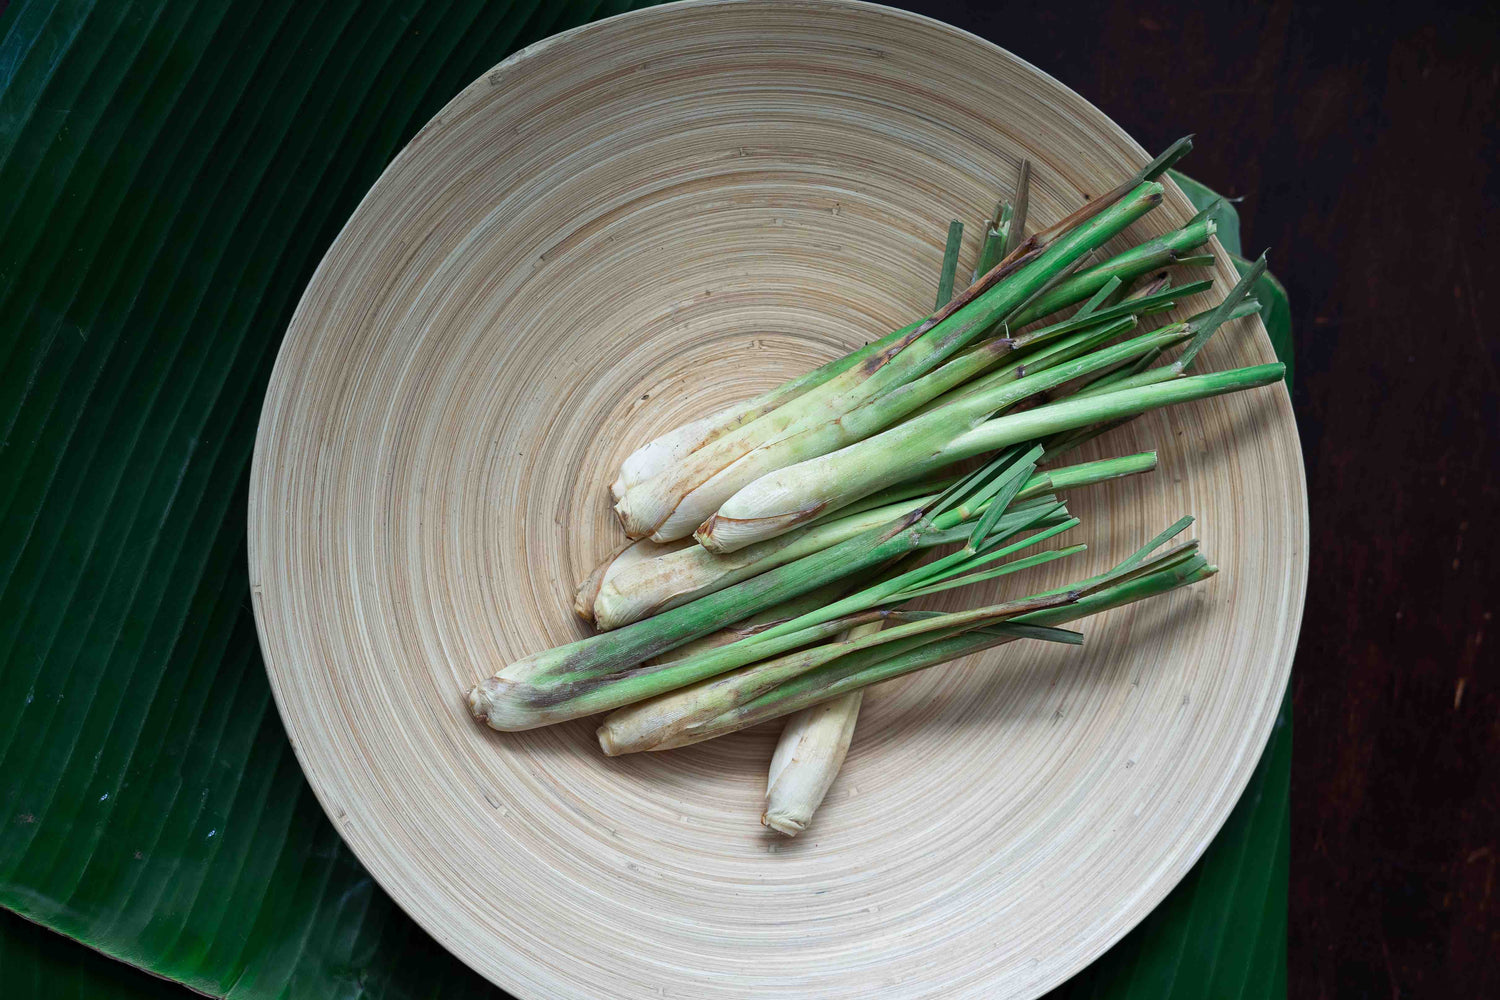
894,1,1500,996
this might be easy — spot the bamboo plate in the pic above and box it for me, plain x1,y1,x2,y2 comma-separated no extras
248,2,1307,997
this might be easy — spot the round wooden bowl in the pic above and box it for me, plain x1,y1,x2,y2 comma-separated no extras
248,2,1307,997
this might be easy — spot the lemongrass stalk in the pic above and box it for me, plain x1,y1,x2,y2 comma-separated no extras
705,361,1282,554
763,685,865,837
615,213,967,504
586,453,1154,629
617,181,1167,541
599,549,1214,753
573,536,686,624
609,323,917,500
596,591,1080,755
935,220,964,308
473,449,1077,728
1007,215,1217,328
696,323,1204,552
469,513,934,730
972,209,1009,283
700,259,1275,551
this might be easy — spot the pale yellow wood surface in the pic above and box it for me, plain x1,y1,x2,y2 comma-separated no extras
248,2,1308,996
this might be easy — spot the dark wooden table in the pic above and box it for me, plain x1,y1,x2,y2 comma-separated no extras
899,0,1499,995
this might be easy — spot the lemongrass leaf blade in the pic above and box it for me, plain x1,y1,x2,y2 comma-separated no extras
936,220,964,308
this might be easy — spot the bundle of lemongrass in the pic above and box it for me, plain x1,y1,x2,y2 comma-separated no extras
468,138,1283,837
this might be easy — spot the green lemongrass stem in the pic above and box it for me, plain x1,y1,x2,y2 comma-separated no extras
530,479,1084,726
474,463,1064,730
609,322,917,501
697,325,1201,552
596,591,1080,755
1001,159,1032,260
1007,215,1216,328
918,307,1162,417
1008,278,1212,351
935,220,964,308
972,208,1009,282
588,452,1154,630
600,553,1215,753
1038,281,1267,458
619,181,1166,542
470,514,939,730
616,217,975,505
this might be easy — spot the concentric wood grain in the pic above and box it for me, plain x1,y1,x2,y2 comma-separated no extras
247,2,1308,997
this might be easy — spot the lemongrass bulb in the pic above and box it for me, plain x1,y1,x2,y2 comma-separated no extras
613,324,920,502
594,497,934,630
763,692,863,837
581,536,694,630
611,407,750,502
573,539,625,623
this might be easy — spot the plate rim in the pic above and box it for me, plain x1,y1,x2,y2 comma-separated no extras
248,1,1310,995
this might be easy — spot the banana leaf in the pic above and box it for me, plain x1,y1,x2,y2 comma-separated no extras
0,2,1291,997
0,908,196,1000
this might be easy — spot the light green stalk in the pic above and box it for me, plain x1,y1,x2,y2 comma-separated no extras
696,322,1223,551
698,262,1275,552
587,452,1153,630
597,593,1080,755
703,361,1281,554
599,539,1215,753
617,181,1168,542
609,322,917,500
1007,215,1217,328
472,448,1087,729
